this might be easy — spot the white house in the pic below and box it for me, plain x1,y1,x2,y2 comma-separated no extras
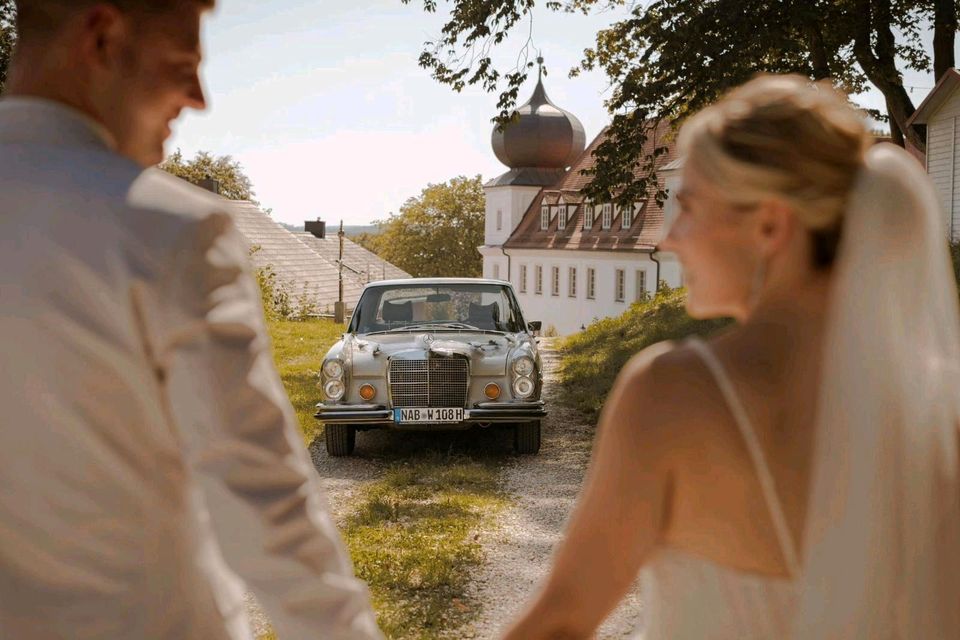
906,68,960,241
479,71,683,335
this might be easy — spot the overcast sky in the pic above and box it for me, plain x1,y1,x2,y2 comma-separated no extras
167,1,938,228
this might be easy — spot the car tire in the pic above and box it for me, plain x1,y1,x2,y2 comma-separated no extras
325,424,356,457
514,421,541,455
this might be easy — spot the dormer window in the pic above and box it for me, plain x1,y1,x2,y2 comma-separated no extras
540,205,550,230
621,203,633,229
601,203,612,230
558,204,567,230
583,203,594,230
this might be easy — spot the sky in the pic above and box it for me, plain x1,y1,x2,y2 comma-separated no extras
168,1,939,228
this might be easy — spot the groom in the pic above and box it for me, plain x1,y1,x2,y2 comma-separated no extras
0,1,381,638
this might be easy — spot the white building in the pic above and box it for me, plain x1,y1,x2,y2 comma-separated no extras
906,67,960,241
479,72,683,335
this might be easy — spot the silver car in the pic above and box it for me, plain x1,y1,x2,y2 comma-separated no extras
315,278,546,456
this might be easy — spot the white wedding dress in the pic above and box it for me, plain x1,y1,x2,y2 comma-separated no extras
635,338,799,640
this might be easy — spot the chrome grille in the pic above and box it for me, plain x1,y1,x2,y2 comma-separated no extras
389,358,469,408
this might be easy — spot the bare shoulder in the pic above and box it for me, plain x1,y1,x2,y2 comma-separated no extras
601,339,719,457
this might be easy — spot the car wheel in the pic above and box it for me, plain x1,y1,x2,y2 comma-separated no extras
325,424,356,457
514,421,541,455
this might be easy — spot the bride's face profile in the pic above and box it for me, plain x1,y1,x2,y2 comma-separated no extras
660,164,768,320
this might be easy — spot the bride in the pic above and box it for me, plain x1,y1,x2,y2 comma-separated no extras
501,75,960,639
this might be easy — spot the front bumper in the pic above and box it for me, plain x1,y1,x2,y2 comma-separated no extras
315,400,546,428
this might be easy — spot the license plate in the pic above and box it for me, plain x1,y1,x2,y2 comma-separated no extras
394,407,465,423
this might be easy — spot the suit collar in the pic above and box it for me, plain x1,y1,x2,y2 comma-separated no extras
0,97,117,152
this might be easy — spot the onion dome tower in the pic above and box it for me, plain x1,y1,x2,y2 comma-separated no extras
488,58,587,187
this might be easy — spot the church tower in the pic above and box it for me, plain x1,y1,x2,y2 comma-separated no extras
480,59,586,281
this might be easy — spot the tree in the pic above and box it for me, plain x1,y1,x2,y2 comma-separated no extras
0,0,15,93
403,0,958,204
368,175,485,277
159,149,256,202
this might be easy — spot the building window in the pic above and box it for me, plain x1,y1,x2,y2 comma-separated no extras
587,267,596,300
568,267,577,297
551,266,560,296
635,269,647,301
622,203,633,229
583,203,594,230
519,264,527,293
535,265,543,294
540,206,550,230
558,204,567,231
496,209,503,231
615,269,625,302
602,203,613,229
493,263,500,280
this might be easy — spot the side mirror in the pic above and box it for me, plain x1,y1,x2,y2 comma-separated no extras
528,321,542,335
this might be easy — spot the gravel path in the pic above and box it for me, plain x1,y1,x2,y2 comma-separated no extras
247,339,643,638
461,339,644,639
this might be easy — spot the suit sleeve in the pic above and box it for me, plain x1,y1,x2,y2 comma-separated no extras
151,212,382,640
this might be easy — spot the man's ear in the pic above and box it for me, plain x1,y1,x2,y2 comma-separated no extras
76,4,129,71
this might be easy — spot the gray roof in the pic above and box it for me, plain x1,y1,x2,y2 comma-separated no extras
294,231,411,283
226,201,367,313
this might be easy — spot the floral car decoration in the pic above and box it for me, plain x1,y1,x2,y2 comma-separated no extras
315,278,546,456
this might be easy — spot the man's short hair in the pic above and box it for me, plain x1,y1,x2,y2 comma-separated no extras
15,1,215,40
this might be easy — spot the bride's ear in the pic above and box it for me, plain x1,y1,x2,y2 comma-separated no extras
753,198,796,258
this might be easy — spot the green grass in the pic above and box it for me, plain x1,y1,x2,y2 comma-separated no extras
345,456,506,639
265,318,509,639
267,317,346,445
559,286,732,421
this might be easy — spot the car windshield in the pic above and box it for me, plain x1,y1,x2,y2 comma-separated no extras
350,283,525,334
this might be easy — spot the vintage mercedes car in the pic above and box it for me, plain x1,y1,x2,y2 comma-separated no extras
315,278,546,456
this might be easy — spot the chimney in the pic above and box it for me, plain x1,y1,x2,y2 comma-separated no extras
305,219,327,239
197,178,221,195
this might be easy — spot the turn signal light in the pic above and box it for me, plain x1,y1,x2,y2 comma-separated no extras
359,384,376,401
484,383,501,400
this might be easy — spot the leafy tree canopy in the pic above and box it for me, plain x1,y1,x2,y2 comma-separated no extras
0,0,15,93
403,0,958,205
367,175,485,277
159,149,256,203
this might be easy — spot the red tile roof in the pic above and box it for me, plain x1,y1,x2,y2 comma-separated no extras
504,122,678,252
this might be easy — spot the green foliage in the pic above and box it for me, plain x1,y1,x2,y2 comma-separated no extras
368,175,485,277
159,149,256,202
266,318,345,445
344,457,505,639
0,0,15,93
559,286,731,420
403,0,955,204
951,240,960,301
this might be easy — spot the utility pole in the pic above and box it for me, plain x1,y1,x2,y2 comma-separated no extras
335,220,345,324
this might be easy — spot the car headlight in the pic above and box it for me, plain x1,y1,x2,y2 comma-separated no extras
324,379,345,401
323,359,344,379
512,376,535,398
512,356,535,377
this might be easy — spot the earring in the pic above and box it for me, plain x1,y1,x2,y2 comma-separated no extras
748,258,768,308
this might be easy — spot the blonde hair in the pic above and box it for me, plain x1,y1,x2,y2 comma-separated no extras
678,74,872,267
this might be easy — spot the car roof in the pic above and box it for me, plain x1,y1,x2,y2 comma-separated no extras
361,277,512,289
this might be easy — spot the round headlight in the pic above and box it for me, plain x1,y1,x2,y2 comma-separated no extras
512,356,535,377
512,376,535,398
323,359,344,379
324,379,345,401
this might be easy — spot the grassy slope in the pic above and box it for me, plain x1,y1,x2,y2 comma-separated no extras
266,319,505,639
558,287,732,421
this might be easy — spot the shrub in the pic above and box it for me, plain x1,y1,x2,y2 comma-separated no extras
951,241,959,301
558,286,731,421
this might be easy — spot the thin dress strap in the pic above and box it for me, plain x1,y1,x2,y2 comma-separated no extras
687,337,802,578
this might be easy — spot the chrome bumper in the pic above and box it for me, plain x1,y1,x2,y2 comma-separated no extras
314,400,546,426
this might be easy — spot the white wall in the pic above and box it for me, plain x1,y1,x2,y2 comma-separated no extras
484,185,544,247
504,249,681,335
925,94,960,241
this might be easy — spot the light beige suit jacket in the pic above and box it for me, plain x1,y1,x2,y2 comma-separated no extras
0,98,382,640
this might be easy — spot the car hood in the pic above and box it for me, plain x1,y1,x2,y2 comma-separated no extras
344,331,533,377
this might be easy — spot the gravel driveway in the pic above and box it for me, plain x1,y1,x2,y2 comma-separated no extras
247,338,643,638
